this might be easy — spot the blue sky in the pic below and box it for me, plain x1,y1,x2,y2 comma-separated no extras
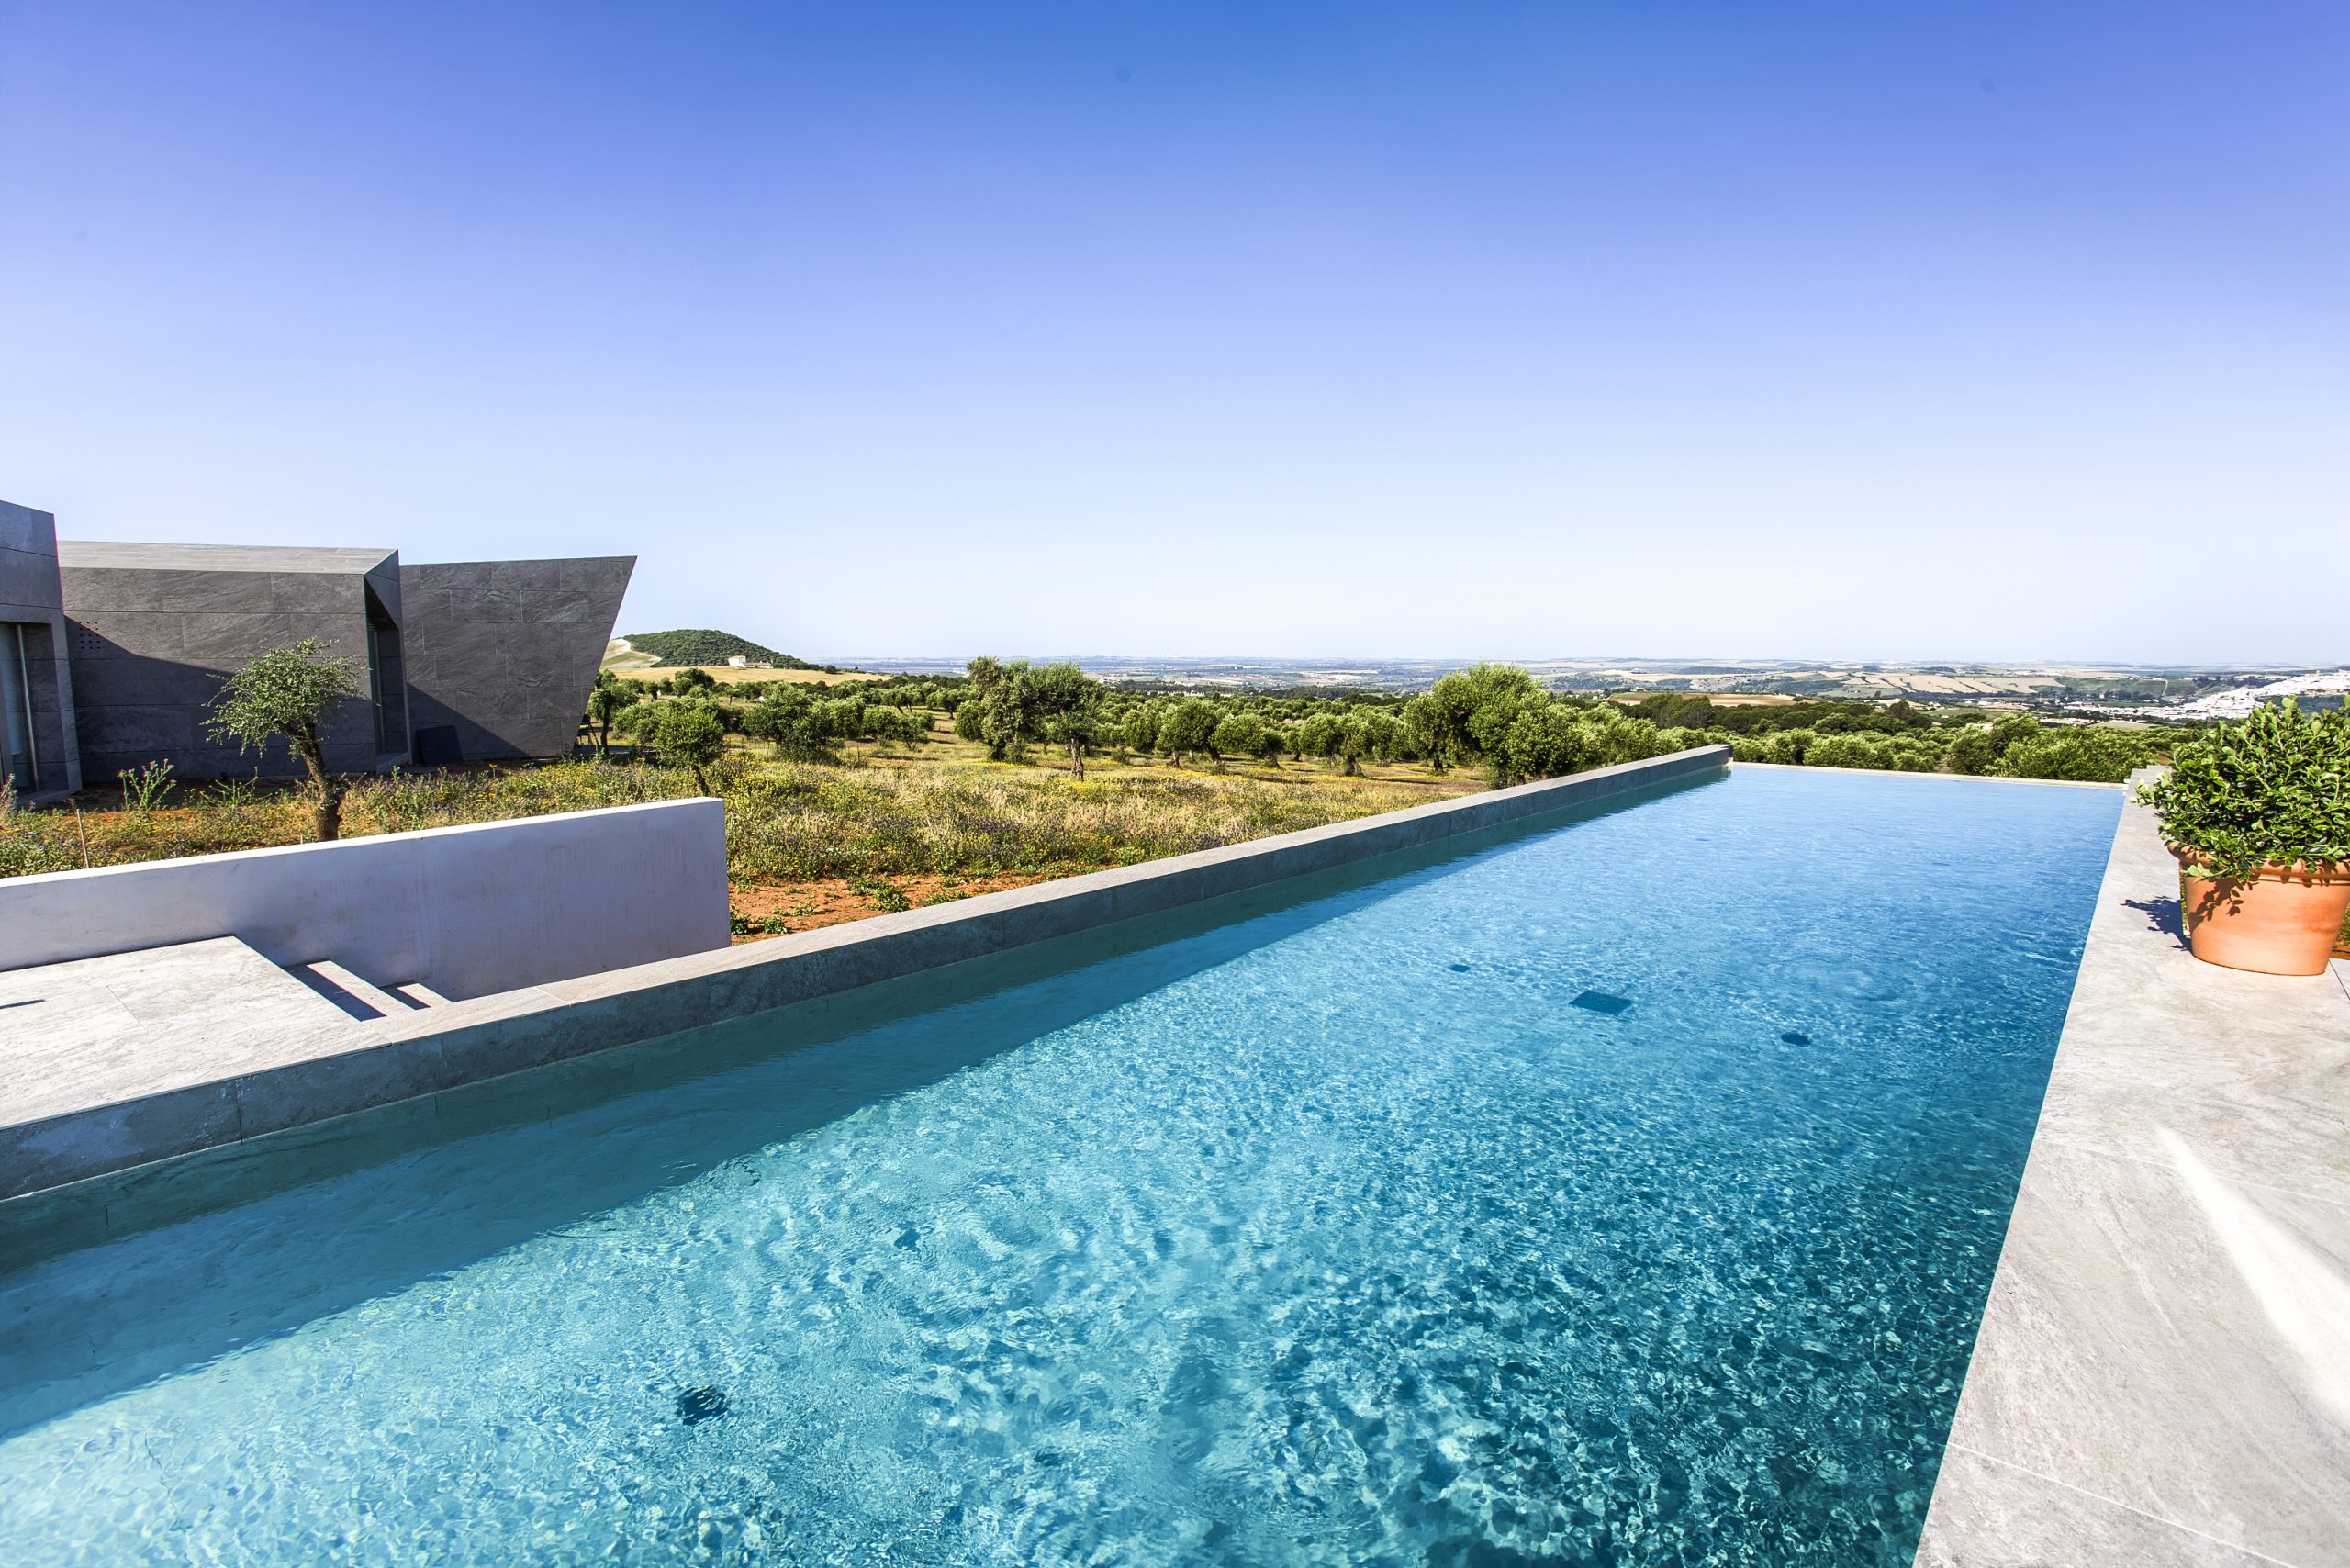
1,2,2342,664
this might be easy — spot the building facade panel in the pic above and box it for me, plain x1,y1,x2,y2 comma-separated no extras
58,548,402,781
58,655,221,710
399,556,631,762
0,501,83,797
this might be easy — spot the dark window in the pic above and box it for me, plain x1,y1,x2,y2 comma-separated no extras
364,585,408,757
0,623,36,794
410,724,464,767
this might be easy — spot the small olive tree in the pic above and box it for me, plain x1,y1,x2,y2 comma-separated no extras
584,673,632,757
206,639,361,841
655,701,727,793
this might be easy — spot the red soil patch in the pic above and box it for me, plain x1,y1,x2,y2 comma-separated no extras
727,870,1079,940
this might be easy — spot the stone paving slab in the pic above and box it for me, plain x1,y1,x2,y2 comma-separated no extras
0,937,355,1126
1916,781,2350,1567
1918,1447,2282,1567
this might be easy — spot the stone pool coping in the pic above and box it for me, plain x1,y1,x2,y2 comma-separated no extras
0,745,1729,1205
1915,772,2350,1566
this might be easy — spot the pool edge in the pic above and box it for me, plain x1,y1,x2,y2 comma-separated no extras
1914,771,2350,1566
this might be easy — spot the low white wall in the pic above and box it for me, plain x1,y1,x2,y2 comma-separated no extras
0,799,729,1000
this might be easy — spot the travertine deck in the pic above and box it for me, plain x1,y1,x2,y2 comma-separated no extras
0,937,357,1124
1916,784,2350,1565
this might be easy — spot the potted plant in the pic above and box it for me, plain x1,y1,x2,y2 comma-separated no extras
2137,700,2350,976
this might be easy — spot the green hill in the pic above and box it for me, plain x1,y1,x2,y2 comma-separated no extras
620,629,824,670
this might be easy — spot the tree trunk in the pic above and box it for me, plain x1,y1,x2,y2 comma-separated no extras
298,732,343,842
1069,738,1085,779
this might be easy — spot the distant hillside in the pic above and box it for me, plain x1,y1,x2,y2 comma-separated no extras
619,629,826,670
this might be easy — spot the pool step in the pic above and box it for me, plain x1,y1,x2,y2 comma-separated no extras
288,960,443,1020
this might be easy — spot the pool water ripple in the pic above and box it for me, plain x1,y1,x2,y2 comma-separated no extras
0,769,2117,1565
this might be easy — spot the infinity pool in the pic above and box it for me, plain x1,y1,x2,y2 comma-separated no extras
0,767,2118,1565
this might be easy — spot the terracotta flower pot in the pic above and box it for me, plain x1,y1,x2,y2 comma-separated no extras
2175,850,2350,977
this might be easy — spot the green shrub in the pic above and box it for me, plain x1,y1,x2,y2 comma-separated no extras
2137,700,2350,878
1494,702,1664,785
743,693,835,762
1496,704,1599,783
0,796,81,877
1804,733,1893,771
1943,730,1997,775
1996,727,2159,783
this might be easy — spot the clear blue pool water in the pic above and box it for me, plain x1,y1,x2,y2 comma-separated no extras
0,767,2119,1565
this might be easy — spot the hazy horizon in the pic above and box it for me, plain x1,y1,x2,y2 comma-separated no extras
4,2,2344,665
737,647,2346,676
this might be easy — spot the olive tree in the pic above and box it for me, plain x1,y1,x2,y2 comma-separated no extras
1494,700,1663,785
1121,704,1160,756
868,704,928,751
967,655,1044,761
585,673,632,758
1494,702,1596,785
814,697,868,742
655,701,727,793
205,639,361,841
1413,664,1547,779
1211,711,1266,769
1030,662,1103,778
1333,713,1372,777
743,690,832,761
1158,699,1218,767
1296,711,1341,766
1400,694,1451,772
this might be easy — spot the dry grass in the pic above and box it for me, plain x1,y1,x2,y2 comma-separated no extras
718,760,1449,883
0,765,689,879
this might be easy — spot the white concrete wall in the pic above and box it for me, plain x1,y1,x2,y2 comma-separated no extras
0,799,729,1000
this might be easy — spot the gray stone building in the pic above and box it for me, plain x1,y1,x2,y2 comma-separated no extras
0,502,83,798
60,542,415,782
0,498,631,797
399,558,637,763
